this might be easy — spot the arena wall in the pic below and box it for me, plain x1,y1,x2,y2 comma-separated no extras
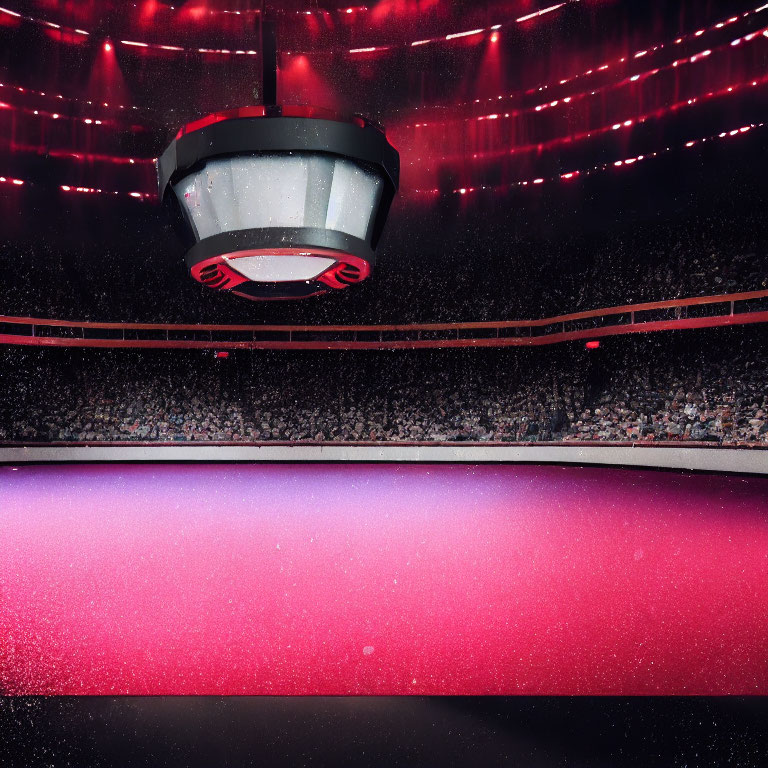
1,442,766,474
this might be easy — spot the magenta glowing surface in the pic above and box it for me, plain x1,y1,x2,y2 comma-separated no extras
1,463,767,695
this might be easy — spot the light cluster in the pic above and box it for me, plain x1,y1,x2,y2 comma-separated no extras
3,80,764,204
0,0,760,130
0,2,371,28
0,0,574,59
101,7,559,58
396,1,768,114
200,4,369,17
0,5,259,56
5,117,760,203
0,6,89,36
144,4,370,18
7,0,761,119
3,0,766,66
0,80,149,114
405,0,576,49
0,174,151,199
405,75,768,166
0,99,108,127
409,121,763,196
59,185,150,199
404,27,768,129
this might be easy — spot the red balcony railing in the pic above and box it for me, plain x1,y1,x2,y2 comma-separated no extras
1,289,767,350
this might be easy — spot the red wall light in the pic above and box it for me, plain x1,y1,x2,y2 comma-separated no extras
585,340,601,349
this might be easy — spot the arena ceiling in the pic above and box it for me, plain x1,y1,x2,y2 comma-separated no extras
0,0,766,321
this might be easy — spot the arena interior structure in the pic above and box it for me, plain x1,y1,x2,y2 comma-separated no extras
1,0,768,702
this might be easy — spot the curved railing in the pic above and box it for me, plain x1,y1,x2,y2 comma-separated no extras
1,289,767,350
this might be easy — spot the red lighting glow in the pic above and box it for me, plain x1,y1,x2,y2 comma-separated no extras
400,26,768,132
0,79,148,115
3,0,765,69
407,121,764,197
585,340,601,349
396,2,768,116
3,2,765,204
4,113,761,203
404,74,768,168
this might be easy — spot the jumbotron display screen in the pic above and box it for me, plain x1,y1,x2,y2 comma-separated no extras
2,463,766,696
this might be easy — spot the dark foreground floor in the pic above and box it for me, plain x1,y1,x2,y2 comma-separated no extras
1,697,767,768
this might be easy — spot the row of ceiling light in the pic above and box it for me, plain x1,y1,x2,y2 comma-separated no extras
2,0,763,123
409,122,763,196
398,1,768,114
403,28,768,130
0,118,759,204
402,75,767,167
0,1,576,58
3,66,764,175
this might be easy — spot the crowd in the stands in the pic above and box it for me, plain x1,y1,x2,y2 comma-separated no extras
564,356,768,444
2,334,766,444
1,178,766,446
1,207,766,325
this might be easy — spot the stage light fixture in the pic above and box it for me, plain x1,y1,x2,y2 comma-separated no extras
157,7,399,301
158,106,399,301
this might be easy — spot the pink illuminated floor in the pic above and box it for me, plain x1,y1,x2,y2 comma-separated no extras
1,463,767,694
